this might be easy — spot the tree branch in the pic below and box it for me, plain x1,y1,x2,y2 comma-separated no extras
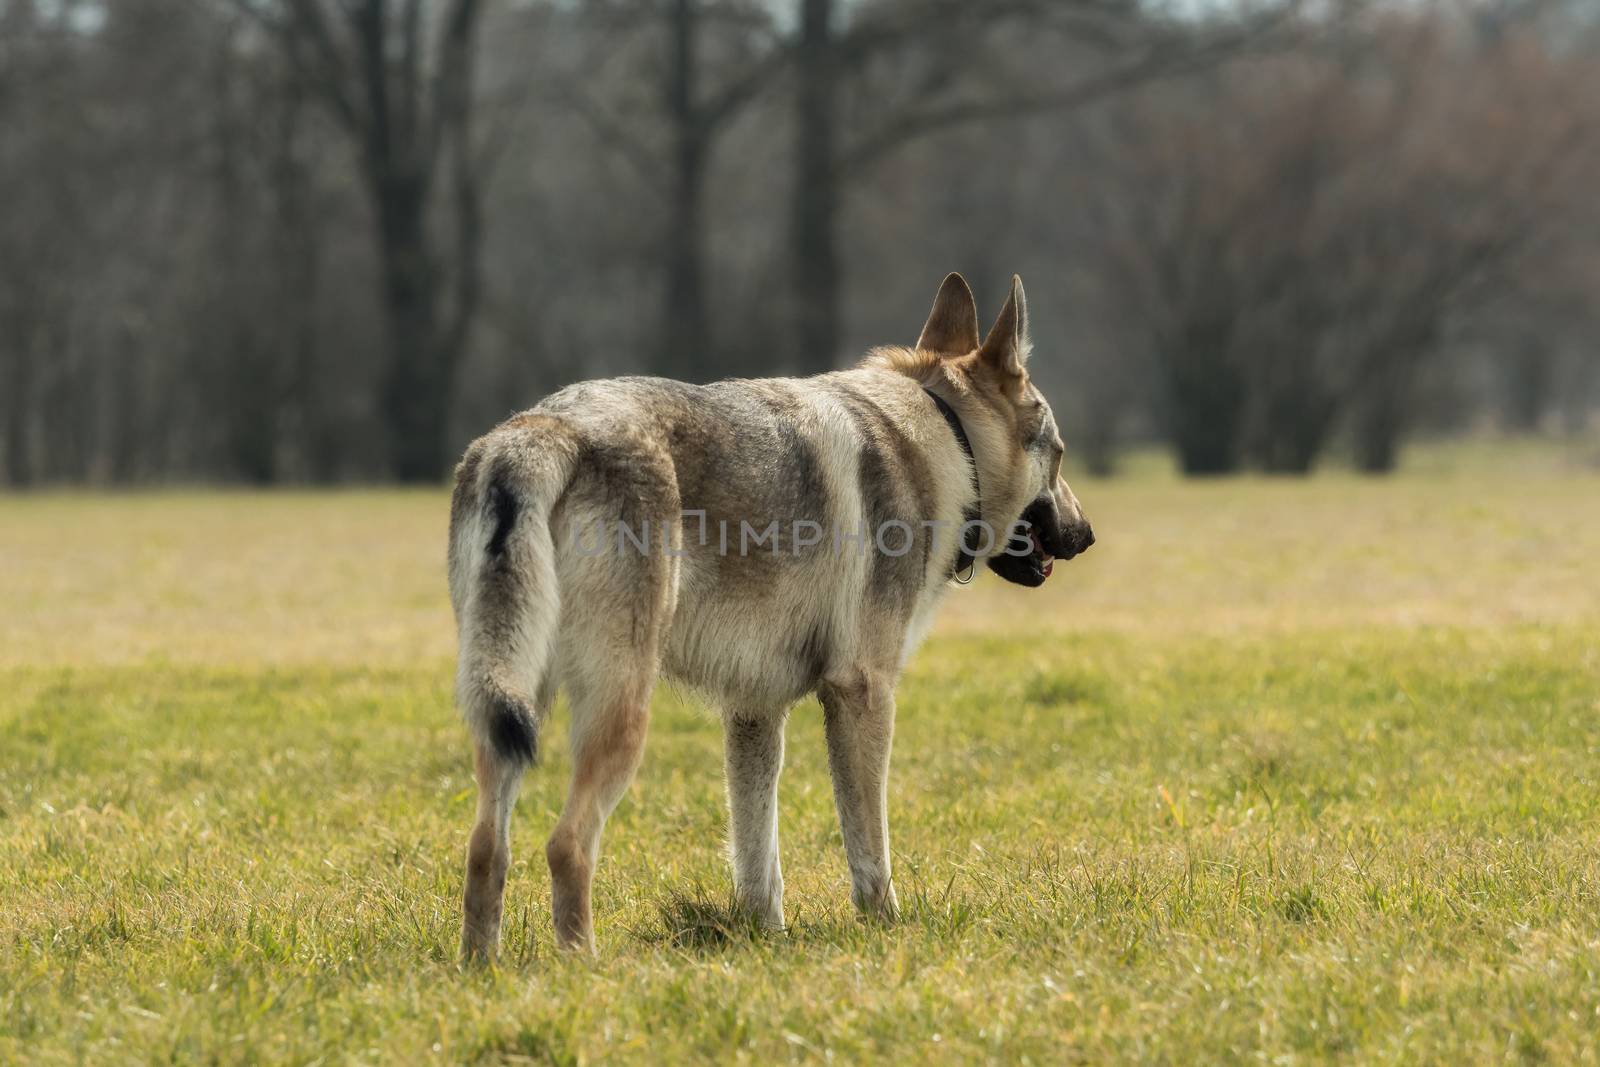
349,0,395,175
698,50,788,134
231,0,363,132
552,83,666,188
424,0,483,187
397,0,423,148
837,13,1291,180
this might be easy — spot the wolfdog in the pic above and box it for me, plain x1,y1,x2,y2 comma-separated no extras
448,273,1094,960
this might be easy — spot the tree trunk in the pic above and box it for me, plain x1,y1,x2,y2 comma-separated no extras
373,172,451,482
1500,337,1554,434
1559,349,1596,437
1255,427,1326,474
2,326,33,487
1352,395,1403,474
660,0,712,381
106,321,141,484
1081,420,1119,479
662,131,711,379
790,0,840,375
1079,377,1123,478
1170,359,1245,475
1352,337,1431,474
271,28,326,483
265,0,486,483
212,44,278,485
1252,392,1337,474
1165,314,1244,476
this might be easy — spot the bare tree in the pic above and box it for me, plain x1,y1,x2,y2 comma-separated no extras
234,0,487,481
1075,12,1594,474
556,0,784,378
562,0,1272,376
784,0,1286,373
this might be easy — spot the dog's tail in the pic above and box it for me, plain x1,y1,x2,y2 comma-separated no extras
448,416,582,766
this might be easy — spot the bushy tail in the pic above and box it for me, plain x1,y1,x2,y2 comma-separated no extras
448,417,580,765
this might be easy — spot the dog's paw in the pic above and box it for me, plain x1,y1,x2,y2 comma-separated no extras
851,879,900,923
459,928,499,969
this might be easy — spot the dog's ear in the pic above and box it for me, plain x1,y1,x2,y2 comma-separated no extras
917,273,980,355
977,275,1030,378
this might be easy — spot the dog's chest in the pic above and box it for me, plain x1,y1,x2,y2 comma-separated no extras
899,581,953,668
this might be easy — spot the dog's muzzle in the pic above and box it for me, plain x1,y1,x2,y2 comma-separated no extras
987,497,1094,588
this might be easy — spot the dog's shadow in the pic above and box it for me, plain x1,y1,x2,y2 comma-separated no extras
632,889,770,953
631,887,916,955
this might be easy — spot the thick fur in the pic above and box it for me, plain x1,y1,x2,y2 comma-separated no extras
450,274,1093,960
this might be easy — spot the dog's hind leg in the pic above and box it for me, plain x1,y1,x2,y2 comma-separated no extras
461,741,525,964
819,668,900,922
545,666,655,954
540,433,679,954
724,709,788,930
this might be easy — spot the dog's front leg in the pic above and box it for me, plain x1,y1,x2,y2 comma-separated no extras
723,709,787,929
819,670,900,921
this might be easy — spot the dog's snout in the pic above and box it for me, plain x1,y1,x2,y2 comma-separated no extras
1049,520,1094,563
1070,522,1095,557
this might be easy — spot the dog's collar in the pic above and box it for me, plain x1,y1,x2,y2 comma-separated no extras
923,388,983,582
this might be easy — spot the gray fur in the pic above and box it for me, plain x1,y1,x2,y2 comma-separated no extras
449,274,1093,959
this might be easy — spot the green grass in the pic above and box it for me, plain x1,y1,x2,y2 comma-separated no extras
3,447,1600,1063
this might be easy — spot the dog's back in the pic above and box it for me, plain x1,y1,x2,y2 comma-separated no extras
449,369,971,754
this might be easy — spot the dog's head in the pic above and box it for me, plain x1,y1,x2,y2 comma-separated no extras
915,273,1095,588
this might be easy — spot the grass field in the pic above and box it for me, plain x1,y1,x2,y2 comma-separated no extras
3,442,1599,1064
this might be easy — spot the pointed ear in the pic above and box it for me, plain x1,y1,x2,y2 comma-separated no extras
977,275,1030,378
916,273,980,355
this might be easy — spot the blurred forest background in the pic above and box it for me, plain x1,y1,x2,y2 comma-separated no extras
2,0,1597,485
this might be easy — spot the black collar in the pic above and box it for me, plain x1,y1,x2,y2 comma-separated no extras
923,388,983,579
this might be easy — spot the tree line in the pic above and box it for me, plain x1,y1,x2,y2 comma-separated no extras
1,0,1596,485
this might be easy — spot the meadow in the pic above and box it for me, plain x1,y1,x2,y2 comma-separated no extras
2,441,1599,1064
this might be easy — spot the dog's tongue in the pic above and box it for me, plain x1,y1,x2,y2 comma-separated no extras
1030,531,1055,580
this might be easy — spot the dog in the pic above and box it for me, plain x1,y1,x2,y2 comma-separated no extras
448,273,1094,960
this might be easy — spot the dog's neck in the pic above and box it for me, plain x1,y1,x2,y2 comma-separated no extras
922,388,983,581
